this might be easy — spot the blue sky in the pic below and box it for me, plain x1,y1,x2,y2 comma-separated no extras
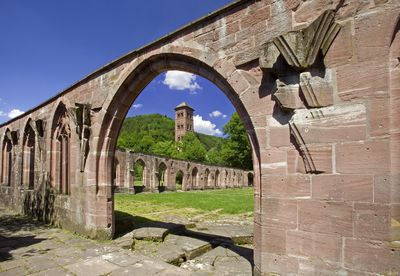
0,0,235,136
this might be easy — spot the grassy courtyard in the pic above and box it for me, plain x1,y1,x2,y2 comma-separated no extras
114,188,254,223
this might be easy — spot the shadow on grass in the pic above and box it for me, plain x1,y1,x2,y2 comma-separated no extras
114,210,254,269
0,207,46,262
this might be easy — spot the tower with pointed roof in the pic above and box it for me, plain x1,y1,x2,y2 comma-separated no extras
175,102,194,142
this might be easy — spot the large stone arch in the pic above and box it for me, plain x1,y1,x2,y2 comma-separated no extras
95,52,259,190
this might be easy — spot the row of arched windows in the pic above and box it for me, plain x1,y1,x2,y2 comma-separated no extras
0,102,72,195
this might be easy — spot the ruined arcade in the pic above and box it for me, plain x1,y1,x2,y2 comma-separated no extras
0,0,399,274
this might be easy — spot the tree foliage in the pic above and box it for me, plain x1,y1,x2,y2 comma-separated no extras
220,112,252,170
116,112,252,170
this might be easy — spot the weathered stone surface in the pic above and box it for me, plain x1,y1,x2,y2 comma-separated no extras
354,203,390,241
261,198,297,229
262,174,310,198
180,246,252,275
299,72,334,108
286,230,342,262
273,81,305,110
312,174,373,202
132,227,169,242
336,140,390,174
344,238,400,274
289,104,367,144
298,201,353,236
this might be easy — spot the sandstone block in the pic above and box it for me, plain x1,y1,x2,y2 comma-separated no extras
260,252,299,275
344,238,400,273
240,6,271,30
336,140,390,174
259,225,287,254
354,203,390,241
325,20,354,67
289,104,367,144
367,97,390,137
286,230,342,262
336,60,388,100
261,198,297,229
260,148,287,175
262,174,310,198
298,200,353,236
312,174,373,202
296,145,332,174
373,175,391,203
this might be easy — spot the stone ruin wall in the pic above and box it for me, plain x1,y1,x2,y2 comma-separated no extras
0,0,399,274
114,149,253,193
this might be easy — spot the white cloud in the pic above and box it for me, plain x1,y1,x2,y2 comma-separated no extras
162,71,202,93
0,111,5,116
193,115,222,136
209,110,225,118
222,114,227,118
8,109,24,119
132,103,143,109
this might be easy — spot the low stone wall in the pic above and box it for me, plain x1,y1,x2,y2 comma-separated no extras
114,150,253,193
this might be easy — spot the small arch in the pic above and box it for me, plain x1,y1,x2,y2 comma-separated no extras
50,103,72,195
191,167,198,188
175,170,184,190
215,169,220,187
204,168,210,187
247,172,254,187
133,158,146,187
157,162,167,188
22,120,36,190
1,130,13,186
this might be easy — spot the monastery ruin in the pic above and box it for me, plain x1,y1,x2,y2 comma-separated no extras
0,0,399,274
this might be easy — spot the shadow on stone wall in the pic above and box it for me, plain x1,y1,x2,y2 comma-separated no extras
22,186,56,225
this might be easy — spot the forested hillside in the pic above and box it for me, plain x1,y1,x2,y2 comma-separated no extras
116,113,252,170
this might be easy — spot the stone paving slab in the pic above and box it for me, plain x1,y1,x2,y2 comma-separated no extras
195,223,253,244
0,206,193,276
181,246,252,275
132,227,169,242
0,206,253,275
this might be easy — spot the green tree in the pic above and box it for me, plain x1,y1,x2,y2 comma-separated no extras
220,112,252,170
152,140,181,158
179,132,207,162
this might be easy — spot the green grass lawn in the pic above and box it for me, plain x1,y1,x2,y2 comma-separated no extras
114,188,254,222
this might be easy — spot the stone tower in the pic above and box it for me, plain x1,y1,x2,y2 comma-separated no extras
175,102,194,142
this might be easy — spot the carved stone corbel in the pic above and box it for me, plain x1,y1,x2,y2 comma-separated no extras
260,10,342,174
260,10,341,112
260,10,341,73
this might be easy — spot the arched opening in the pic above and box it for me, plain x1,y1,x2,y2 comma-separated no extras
133,159,146,188
157,162,167,191
204,168,210,188
22,121,36,190
1,131,12,186
191,167,198,188
97,53,260,266
215,169,220,188
51,103,72,195
175,170,183,190
247,172,254,187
